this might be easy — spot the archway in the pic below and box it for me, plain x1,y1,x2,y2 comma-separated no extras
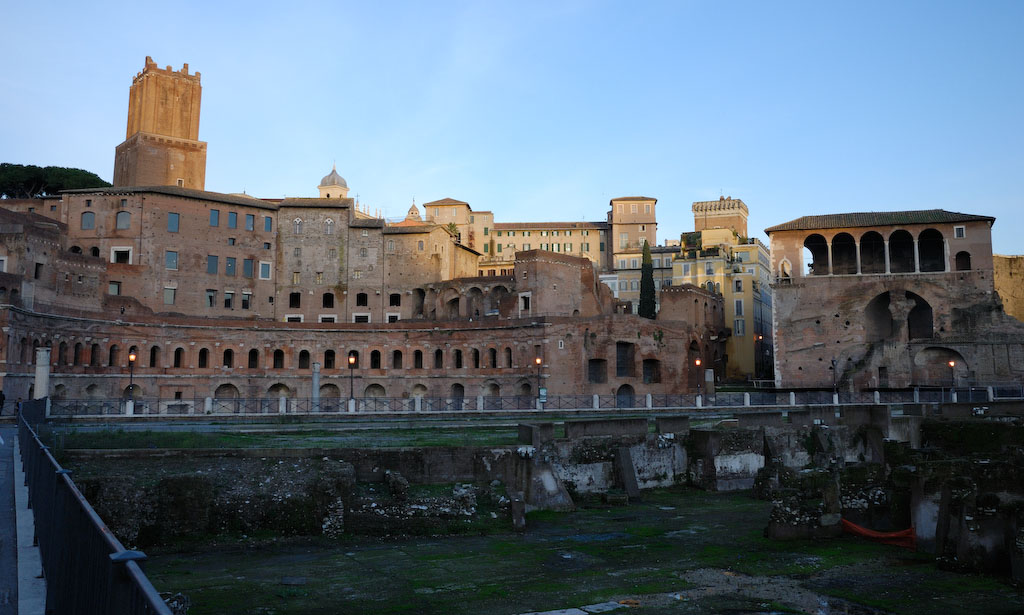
466,287,484,318
889,230,915,273
955,251,972,271
215,384,240,399
830,233,857,275
411,384,428,398
912,347,967,385
319,384,341,398
860,231,885,274
906,291,933,340
918,229,945,272
364,384,386,397
616,384,635,408
803,234,828,275
267,383,291,397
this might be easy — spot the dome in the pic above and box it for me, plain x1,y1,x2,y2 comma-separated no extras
319,164,348,189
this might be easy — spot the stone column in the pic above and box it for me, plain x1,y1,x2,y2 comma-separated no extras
855,241,862,274
34,347,51,399
884,240,891,274
943,239,950,272
312,361,321,411
826,240,833,275
913,238,920,272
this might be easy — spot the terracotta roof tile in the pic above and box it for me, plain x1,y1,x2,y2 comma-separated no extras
765,209,995,233
61,185,280,211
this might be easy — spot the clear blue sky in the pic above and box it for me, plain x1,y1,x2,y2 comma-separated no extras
2,1,1022,253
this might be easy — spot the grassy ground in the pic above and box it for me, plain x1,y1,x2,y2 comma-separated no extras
45,425,522,450
143,487,1022,615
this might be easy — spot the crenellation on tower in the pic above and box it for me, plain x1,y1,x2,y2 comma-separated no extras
113,56,207,190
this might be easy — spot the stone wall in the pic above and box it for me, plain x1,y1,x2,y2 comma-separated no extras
994,254,1024,324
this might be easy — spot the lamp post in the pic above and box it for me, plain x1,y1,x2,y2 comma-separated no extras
128,352,136,403
830,358,838,396
535,356,542,406
348,353,357,401
948,360,956,397
694,358,702,404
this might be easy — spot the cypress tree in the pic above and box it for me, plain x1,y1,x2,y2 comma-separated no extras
639,240,656,319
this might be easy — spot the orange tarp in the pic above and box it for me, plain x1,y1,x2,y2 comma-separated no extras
841,519,916,550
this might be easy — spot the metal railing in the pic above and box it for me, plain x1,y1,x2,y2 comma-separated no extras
44,383,1023,418
17,399,172,614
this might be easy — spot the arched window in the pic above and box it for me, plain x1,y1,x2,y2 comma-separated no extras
273,350,284,369
803,234,828,275
414,349,423,369
109,345,120,366
955,251,972,271
370,350,381,369
489,348,497,368
831,233,857,274
90,247,100,258
73,343,83,366
918,229,945,272
58,342,68,366
454,349,464,369
149,346,160,368
889,230,915,273
323,292,334,308
70,246,82,254
80,211,95,230
223,349,234,367
434,349,443,369
324,349,336,369
392,350,403,369
90,344,100,366
472,349,480,369
324,219,334,235
248,349,260,369
115,211,131,230
505,347,513,367
198,348,209,368
299,350,311,369
174,347,184,368
860,231,885,274
293,218,303,234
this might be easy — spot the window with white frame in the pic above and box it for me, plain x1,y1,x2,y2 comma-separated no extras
954,225,965,239
734,319,746,336
258,261,272,280
735,299,744,316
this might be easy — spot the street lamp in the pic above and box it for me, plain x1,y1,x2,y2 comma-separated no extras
948,360,956,394
830,358,838,397
348,352,357,401
694,358,702,402
535,356,542,405
127,352,137,403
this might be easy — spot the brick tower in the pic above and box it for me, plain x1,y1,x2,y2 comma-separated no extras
113,56,207,190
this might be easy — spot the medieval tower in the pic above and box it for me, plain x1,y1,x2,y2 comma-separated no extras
113,56,207,190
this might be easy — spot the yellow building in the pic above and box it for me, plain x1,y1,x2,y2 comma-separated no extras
672,198,774,381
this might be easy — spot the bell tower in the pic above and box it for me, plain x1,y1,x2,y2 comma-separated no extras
113,56,207,190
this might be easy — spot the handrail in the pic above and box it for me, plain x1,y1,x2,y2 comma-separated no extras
17,399,172,614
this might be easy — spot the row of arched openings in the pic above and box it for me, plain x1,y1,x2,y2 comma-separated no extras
801,229,971,276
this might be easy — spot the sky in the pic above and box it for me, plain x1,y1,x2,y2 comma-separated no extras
2,1,1022,253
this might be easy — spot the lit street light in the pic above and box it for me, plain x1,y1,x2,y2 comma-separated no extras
128,351,136,403
535,356,542,406
948,360,956,397
348,352,357,401
695,358,702,402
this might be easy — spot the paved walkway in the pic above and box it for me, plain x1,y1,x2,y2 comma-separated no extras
0,427,18,614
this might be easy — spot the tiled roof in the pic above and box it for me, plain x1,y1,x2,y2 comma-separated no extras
765,209,995,233
383,225,433,234
351,218,385,228
422,198,469,207
610,196,657,202
60,185,280,211
493,221,607,230
278,197,352,209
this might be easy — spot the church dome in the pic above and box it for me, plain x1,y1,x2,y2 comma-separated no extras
319,164,348,189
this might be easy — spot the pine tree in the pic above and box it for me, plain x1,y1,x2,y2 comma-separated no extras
639,240,657,319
